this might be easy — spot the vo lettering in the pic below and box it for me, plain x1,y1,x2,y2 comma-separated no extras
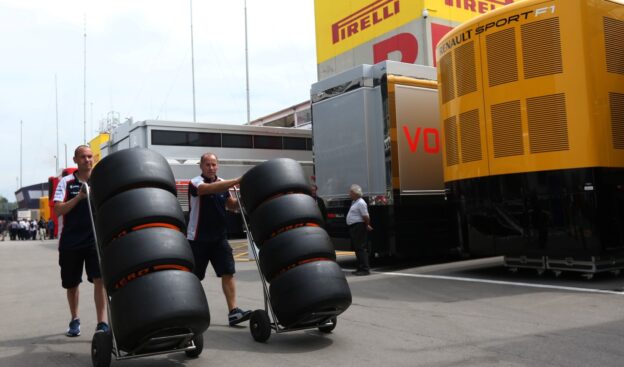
403,126,440,154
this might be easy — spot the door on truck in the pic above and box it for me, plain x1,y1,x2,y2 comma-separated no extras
312,82,387,251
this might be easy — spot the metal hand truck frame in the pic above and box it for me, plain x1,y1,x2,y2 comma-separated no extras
233,189,338,343
84,183,203,367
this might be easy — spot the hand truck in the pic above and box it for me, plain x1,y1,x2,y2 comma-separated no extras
84,183,203,367
233,188,338,343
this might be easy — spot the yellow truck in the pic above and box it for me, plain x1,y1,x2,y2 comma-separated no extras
437,0,624,274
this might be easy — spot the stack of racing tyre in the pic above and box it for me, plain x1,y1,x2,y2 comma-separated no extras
239,158,352,329
90,148,210,354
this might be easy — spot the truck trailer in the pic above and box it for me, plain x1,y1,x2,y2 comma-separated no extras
311,61,458,260
100,119,313,237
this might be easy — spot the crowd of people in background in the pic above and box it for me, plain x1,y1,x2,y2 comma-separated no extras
0,218,55,241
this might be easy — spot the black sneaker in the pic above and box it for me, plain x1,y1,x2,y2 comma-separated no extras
228,307,252,326
352,270,370,276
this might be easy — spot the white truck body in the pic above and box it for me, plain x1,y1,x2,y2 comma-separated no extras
101,120,313,237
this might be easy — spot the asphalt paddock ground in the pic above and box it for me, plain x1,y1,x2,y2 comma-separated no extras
1,239,624,366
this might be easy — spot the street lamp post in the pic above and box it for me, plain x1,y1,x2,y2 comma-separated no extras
19,120,23,188
244,0,251,125
190,0,197,123
55,74,59,174
83,14,87,144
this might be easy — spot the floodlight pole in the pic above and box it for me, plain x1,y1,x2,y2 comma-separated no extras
190,0,197,122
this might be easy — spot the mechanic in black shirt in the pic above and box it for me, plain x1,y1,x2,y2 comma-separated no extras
54,145,108,337
187,152,251,326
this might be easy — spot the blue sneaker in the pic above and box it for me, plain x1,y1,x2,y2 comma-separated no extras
95,322,110,333
228,308,252,326
66,318,81,337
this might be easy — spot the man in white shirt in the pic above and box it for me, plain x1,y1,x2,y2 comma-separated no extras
346,184,373,276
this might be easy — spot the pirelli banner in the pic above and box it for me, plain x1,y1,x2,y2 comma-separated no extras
314,0,520,80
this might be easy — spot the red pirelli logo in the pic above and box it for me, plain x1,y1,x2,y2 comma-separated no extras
332,0,401,44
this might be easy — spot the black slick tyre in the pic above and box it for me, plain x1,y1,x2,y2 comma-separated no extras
239,158,311,213
109,270,210,353
259,226,335,281
100,227,194,294
269,260,351,328
90,148,176,209
95,187,186,247
249,193,323,246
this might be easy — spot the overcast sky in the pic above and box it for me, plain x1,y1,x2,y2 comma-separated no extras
0,0,317,201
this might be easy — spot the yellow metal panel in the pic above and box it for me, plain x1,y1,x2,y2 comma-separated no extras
438,30,489,181
585,0,624,167
438,0,624,183
388,76,437,89
88,133,110,166
39,197,50,221
480,0,601,176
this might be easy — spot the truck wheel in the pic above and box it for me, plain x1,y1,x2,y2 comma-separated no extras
270,260,351,328
249,194,323,246
90,148,176,209
250,310,271,343
95,187,186,247
239,158,311,213
185,332,204,358
101,227,195,294
91,331,112,367
110,270,210,352
259,226,335,281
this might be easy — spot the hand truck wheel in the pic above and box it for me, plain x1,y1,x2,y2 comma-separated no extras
91,331,113,367
250,309,271,343
318,316,337,333
185,332,204,358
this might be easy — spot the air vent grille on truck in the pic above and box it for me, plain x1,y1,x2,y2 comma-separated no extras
610,92,624,150
440,53,455,103
459,109,482,163
444,116,459,166
604,17,624,75
455,41,478,97
527,93,569,153
486,28,518,87
491,100,524,158
521,17,563,79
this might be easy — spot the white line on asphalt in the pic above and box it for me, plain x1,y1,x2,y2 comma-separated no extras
373,271,624,296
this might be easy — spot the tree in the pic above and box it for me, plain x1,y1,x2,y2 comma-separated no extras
0,196,16,218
